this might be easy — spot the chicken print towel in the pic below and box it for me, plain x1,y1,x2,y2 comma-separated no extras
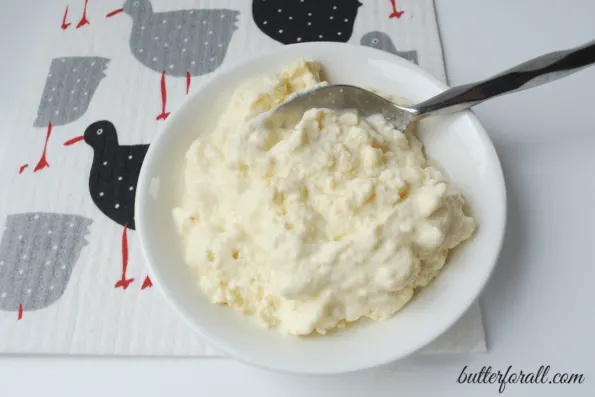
0,0,487,357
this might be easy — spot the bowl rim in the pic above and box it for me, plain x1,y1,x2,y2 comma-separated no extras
135,41,507,375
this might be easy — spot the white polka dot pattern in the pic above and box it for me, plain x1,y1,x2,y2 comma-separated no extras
252,0,361,44
125,2,240,78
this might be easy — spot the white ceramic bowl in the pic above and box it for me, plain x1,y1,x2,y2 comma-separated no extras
135,42,506,374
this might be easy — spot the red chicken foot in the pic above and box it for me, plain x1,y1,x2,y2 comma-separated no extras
389,0,405,19
114,225,135,290
156,71,171,121
141,276,153,290
61,6,72,30
34,122,52,172
76,0,91,28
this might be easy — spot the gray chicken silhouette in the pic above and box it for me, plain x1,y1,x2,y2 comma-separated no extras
0,213,92,320
107,0,239,120
361,31,419,65
28,57,109,173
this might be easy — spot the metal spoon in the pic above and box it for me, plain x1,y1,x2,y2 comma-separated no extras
268,39,595,131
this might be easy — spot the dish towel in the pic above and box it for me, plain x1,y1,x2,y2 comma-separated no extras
0,0,486,357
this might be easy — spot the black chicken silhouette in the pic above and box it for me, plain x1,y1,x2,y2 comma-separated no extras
65,121,149,290
252,0,362,44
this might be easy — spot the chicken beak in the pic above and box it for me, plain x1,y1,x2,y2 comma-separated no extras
64,136,84,146
106,8,124,18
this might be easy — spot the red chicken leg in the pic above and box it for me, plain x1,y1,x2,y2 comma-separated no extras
156,71,171,120
186,72,191,95
17,304,23,320
76,0,91,28
114,225,135,290
141,276,153,290
389,0,405,19
34,122,52,173
61,6,72,30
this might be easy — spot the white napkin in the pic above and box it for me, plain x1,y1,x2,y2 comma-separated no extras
0,0,486,357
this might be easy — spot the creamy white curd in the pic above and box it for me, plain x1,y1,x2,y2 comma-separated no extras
173,61,476,335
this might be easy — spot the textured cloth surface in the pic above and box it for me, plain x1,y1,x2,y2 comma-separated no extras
0,0,486,357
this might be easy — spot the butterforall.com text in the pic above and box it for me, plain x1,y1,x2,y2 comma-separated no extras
457,365,585,393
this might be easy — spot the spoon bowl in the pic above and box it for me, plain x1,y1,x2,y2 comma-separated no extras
269,84,417,130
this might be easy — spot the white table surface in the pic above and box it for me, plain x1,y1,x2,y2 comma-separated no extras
1,1,594,396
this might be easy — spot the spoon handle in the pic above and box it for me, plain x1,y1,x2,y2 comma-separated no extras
411,39,595,118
